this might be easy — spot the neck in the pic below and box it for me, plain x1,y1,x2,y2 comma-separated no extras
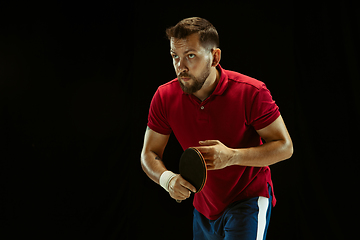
193,67,220,102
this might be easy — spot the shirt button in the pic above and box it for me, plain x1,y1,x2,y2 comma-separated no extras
200,106,204,110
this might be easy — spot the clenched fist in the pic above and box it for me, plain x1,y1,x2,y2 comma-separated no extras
168,174,196,201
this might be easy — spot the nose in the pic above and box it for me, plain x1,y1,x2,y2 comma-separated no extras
177,58,188,75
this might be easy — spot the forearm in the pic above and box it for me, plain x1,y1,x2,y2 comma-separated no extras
230,139,293,167
141,149,196,200
141,150,167,184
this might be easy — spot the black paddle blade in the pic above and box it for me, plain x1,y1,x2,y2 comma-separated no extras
179,147,207,193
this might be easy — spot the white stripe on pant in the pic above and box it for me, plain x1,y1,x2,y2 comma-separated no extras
256,196,269,240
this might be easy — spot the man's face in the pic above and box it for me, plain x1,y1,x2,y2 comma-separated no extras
170,33,213,94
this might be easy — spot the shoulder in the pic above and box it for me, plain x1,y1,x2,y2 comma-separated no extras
158,78,180,91
224,69,265,91
151,78,182,107
156,78,182,97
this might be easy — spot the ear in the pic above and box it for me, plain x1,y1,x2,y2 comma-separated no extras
211,48,221,67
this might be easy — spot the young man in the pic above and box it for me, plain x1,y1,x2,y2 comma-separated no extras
141,17,293,240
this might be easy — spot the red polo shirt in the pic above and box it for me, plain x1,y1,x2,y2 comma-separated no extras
147,65,280,220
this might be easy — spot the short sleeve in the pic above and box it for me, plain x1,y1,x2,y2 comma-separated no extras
147,89,172,135
248,84,280,130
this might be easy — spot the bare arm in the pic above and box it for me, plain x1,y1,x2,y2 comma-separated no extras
140,126,170,184
197,115,293,169
140,127,196,200
234,115,293,166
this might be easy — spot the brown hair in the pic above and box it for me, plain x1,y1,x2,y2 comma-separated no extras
166,17,219,51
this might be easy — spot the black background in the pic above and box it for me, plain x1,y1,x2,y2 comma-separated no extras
1,1,359,239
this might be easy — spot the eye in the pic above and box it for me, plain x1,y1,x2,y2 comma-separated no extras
172,54,179,59
188,54,195,59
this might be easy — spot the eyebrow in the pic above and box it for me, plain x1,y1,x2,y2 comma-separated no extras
170,48,197,54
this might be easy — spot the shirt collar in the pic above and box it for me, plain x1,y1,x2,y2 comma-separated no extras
212,64,228,96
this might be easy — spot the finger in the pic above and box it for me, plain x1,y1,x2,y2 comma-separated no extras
174,177,193,196
177,188,191,199
203,152,215,160
195,146,212,155
169,183,190,200
206,165,215,170
179,176,197,193
174,191,189,200
205,159,214,168
180,181,197,194
199,140,219,146
205,159,213,164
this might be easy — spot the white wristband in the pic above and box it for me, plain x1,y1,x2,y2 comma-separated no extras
159,170,177,192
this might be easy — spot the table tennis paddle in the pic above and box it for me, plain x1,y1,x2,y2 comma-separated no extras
176,147,207,203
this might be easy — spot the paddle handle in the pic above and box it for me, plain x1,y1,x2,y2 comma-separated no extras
176,199,182,203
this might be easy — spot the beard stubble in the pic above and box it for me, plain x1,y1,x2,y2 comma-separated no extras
177,61,211,95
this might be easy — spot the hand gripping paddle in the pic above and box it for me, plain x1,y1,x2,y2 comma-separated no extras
176,147,207,203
